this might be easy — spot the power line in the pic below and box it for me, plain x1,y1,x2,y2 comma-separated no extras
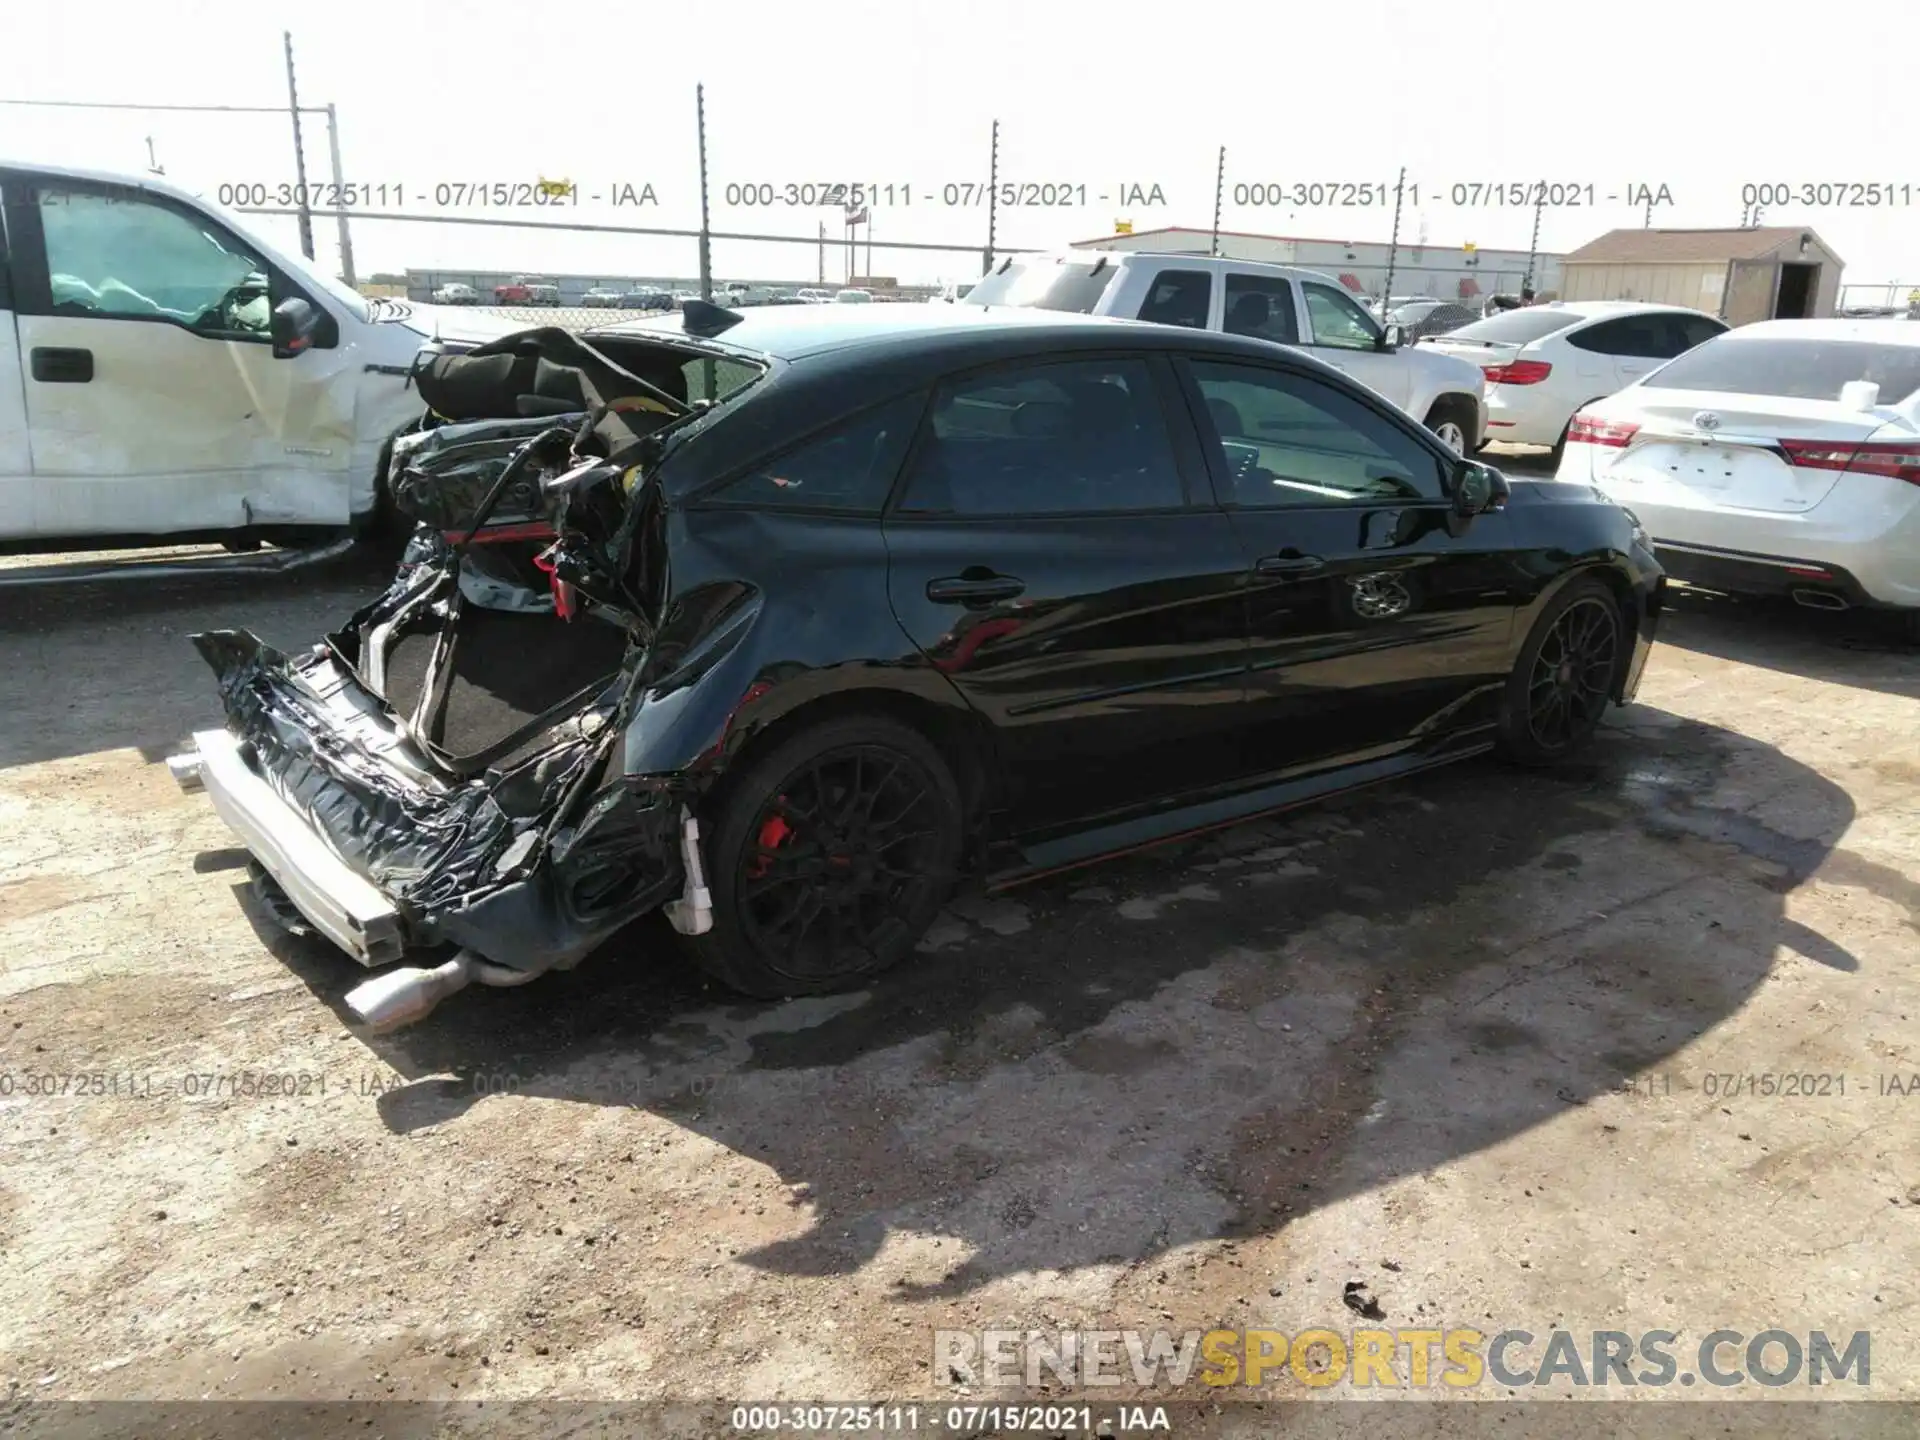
0,96,328,114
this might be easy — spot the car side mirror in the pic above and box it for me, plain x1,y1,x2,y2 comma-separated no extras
271,296,322,357
1450,459,1506,520
1378,323,1403,352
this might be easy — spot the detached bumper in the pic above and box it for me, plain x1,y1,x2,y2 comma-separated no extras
178,728,406,966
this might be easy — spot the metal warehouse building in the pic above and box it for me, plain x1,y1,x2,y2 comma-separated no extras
1558,227,1843,325
1068,226,1564,302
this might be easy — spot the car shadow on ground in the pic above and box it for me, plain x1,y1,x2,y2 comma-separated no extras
1656,585,1920,699
242,701,1879,1299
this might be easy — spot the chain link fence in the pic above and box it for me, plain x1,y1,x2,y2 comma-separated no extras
1836,282,1920,317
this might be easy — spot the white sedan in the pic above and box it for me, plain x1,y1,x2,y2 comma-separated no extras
1423,301,1727,462
1557,319,1920,633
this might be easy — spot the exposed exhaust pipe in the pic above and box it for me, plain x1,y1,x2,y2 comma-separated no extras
1790,587,1850,611
343,948,542,1033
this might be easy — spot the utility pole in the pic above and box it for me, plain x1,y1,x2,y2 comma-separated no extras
983,120,1000,277
282,32,315,260
817,219,825,285
1380,166,1407,316
1211,146,1226,256
696,84,712,301
1523,181,1544,295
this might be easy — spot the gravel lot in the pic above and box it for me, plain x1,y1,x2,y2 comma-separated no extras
2,455,1917,1431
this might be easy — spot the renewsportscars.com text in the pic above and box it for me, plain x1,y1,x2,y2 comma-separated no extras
936,1327,1871,1389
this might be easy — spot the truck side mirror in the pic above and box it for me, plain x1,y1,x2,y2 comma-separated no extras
1378,322,1403,352
271,297,322,358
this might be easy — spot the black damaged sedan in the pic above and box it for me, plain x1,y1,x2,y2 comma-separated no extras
173,301,1663,1029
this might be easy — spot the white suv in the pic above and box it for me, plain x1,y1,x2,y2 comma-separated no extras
962,251,1487,452
1421,301,1727,463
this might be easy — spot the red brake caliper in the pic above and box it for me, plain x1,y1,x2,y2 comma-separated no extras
749,808,793,880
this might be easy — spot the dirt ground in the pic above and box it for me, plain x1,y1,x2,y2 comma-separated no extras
2,471,1918,1432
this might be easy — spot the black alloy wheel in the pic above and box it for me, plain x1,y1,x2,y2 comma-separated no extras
1498,578,1625,765
685,716,963,997
1525,596,1619,751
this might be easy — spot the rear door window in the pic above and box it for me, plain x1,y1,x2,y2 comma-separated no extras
1673,314,1729,351
1134,270,1213,329
897,357,1185,516
1567,315,1672,359
1223,273,1300,344
710,391,925,513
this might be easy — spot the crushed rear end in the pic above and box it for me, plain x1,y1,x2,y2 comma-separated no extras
171,323,760,1029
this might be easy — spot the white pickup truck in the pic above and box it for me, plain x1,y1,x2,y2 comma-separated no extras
963,252,1487,453
0,160,520,551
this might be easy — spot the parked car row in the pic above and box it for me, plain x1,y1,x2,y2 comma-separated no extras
3,157,1909,1032
1563,318,1920,632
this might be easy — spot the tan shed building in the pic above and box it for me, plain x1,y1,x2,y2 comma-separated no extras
1558,227,1843,325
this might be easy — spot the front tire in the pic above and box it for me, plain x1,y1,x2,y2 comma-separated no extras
1423,398,1474,456
1496,577,1625,765
683,715,965,998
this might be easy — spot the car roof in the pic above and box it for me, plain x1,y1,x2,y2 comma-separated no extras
1533,300,1716,318
1024,249,1349,286
608,302,1376,501
1717,318,1920,345
594,299,1238,361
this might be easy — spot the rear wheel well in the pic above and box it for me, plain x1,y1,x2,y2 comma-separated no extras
1423,393,1479,443
702,688,995,840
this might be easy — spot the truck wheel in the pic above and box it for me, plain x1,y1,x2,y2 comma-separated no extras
682,715,965,998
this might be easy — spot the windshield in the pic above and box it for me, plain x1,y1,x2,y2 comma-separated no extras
962,258,1120,313
1444,309,1587,345
1642,336,1920,402
1387,301,1440,322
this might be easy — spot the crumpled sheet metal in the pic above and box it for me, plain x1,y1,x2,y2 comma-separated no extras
388,413,583,531
192,629,689,973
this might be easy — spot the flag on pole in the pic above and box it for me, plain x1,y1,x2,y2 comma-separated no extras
846,203,869,227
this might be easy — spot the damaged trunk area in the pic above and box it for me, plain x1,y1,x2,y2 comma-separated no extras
189,325,764,1006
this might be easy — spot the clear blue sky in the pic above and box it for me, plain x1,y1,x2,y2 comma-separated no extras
4,0,1914,297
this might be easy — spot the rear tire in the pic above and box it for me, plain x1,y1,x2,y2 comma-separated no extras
1496,577,1626,766
682,715,965,998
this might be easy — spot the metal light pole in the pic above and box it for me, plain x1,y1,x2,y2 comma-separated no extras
696,84,713,301
282,32,315,260
1211,146,1226,256
324,104,355,285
